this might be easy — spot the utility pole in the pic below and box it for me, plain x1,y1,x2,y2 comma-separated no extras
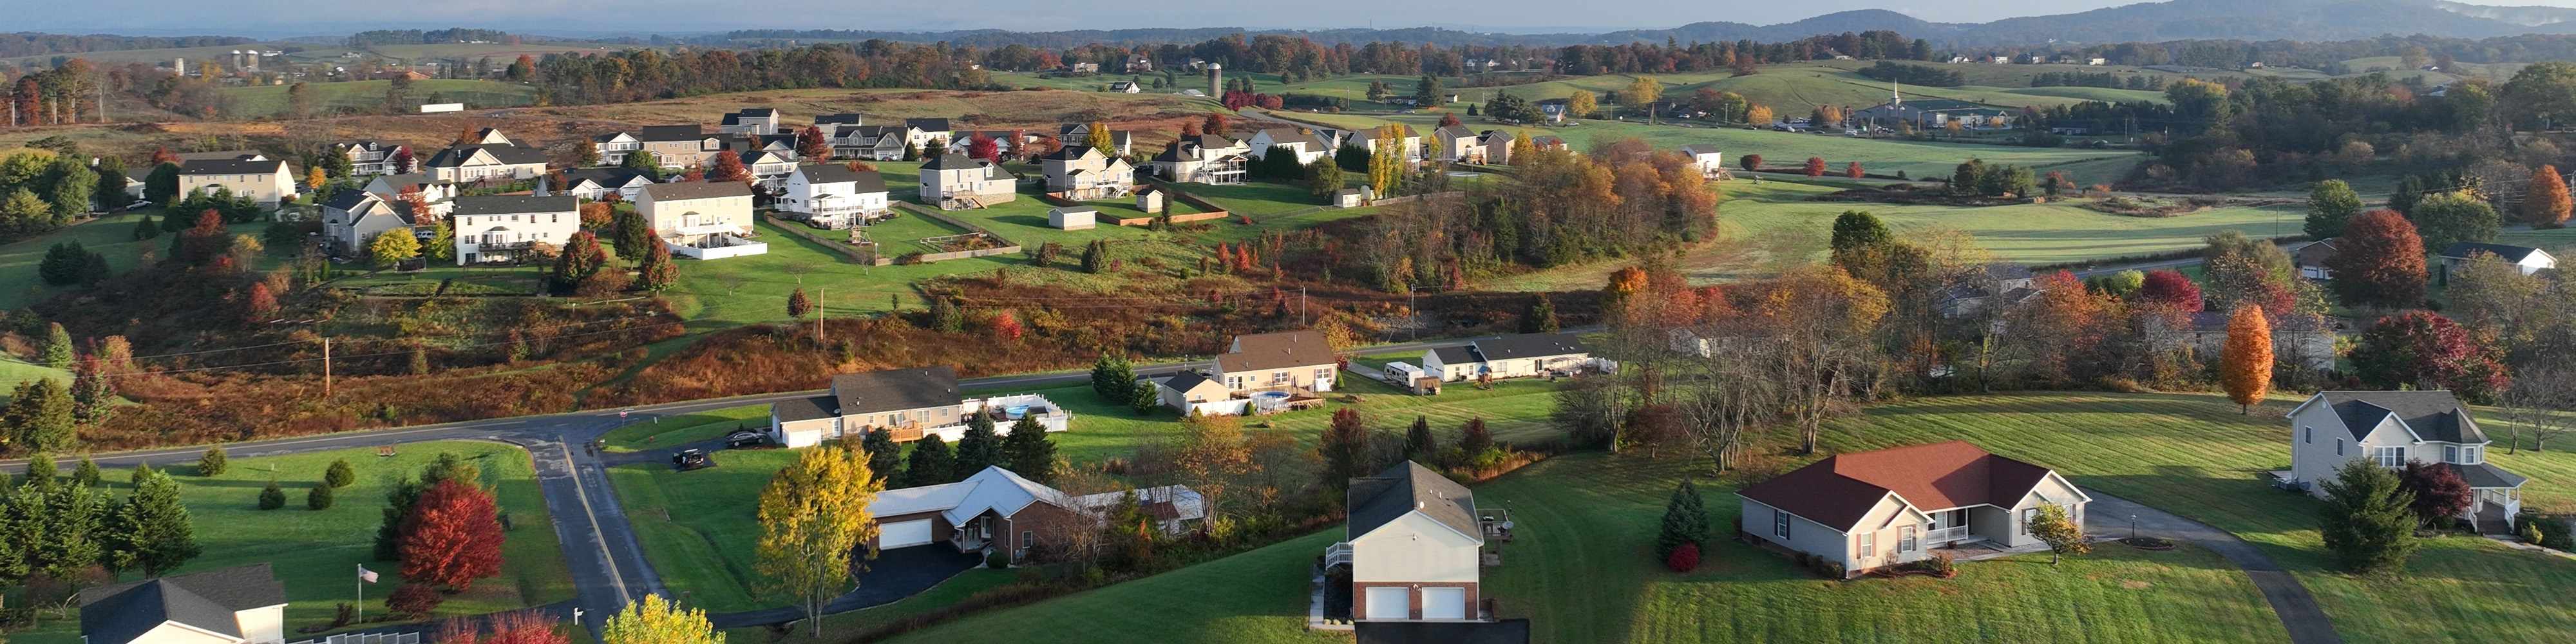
1300,287,1308,327
815,288,825,340
321,336,333,397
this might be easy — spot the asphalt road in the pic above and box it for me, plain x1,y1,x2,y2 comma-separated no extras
1,330,1537,632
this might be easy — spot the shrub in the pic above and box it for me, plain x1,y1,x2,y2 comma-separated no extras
258,481,286,509
386,582,444,618
2538,516,2576,551
198,446,228,476
1922,551,1957,576
325,459,356,488
307,482,336,510
2517,518,2544,545
1664,542,1701,572
1821,562,1846,578
986,551,1010,569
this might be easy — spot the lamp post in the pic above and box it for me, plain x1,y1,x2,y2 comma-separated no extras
2129,515,2138,540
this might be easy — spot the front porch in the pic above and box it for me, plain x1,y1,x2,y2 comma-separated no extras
2471,487,2522,535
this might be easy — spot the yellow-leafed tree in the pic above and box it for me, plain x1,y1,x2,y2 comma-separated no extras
2221,305,2273,414
1567,91,1597,118
601,594,723,644
1508,129,1535,166
755,444,882,637
1745,104,1773,126
305,166,327,192
1085,121,1115,155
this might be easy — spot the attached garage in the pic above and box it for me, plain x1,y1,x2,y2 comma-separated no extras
1420,587,1466,620
880,518,934,549
1364,587,1410,620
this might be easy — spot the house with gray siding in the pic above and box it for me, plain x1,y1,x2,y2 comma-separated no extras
1738,441,2090,577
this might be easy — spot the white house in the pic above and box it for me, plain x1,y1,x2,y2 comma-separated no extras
78,564,287,644
1328,461,1488,622
1738,441,2092,577
1679,144,1725,178
2285,391,2526,531
327,140,400,175
422,144,549,184
768,366,1072,448
450,194,578,265
2438,242,2556,281
1041,146,1134,200
319,189,417,256
176,158,298,209
719,107,782,135
778,164,891,229
1420,332,1610,383
637,181,764,259
866,466,1200,564
1248,128,1334,166
541,167,657,202
904,118,956,150
1150,135,1249,185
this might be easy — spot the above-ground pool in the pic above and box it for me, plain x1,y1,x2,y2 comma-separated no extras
1004,404,1030,419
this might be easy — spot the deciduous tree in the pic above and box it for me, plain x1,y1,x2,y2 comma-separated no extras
755,445,880,637
2399,460,2472,528
2351,310,2510,402
2220,306,2273,413
2324,211,2428,309
398,479,504,591
2305,179,2364,238
2029,502,2089,566
602,594,722,644
2406,191,2500,252
2136,269,2202,311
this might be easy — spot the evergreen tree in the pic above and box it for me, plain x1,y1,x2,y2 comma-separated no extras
22,451,57,489
1090,352,1135,402
109,468,200,575
1522,294,1560,333
2388,175,2427,214
611,209,652,261
1003,415,1057,484
1458,417,1493,456
197,446,228,476
41,322,73,370
69,357,114,425
325,459,357,488
1405,415,1436,462
860,429,901,484
71,455,100,488
258,480,286,509
5,379,78,453
900,435,955,488
1081,240,1109,273
32,483,104,578
39,241,90,285
308,480,336,509
2319,459,2418,573
1129,381,1160,415
1654,479,1710,560
955,411,1004,477
930,297,964,333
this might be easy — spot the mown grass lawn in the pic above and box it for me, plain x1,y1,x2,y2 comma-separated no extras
9,441,575,644
882,529,1347,644
715,568,1016,643
0,211,275,310
610,375,1569,612
600,404,768,453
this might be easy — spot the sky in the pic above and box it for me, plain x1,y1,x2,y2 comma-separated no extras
15,0,2576,37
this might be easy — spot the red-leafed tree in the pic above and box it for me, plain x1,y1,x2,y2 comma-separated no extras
240,281,279,324
991,310,1024,341
967,133,1000,163
1845,161,1864,178
1438,113,1462,128
2351,310,2512,402
679,165,705,182
1202,113,1229,136
398,479,505,591
388,147,416,174
1739,154,1763,171
386,583,442,618
1180,120,1202,137
1804,156,1827,176
708,151,753,185
1256,94,1284,109
150,146,180,165
2324,210,2428,309
174,210,232,266
2136,269,2203,312
796,125,832,160
2400,460,2473,527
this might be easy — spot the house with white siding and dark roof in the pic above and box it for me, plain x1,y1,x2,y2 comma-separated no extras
768,366,1068,448
779,163,890,229
78,563,287,644
1419,332,1611,383
2284,390,2527,531
451,194,578,265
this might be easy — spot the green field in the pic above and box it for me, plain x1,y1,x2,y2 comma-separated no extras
1280,111,2147,184
601,405,769,453
1482,181,2301,290
222,79,537,117
608,376,1566,612
10,441,575,644
718,567,1018,643
882,390,2576,643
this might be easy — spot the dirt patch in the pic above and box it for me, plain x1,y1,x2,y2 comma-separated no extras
2121,579,2152,590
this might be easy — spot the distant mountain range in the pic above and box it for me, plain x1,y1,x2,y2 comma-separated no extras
712,1,2576,49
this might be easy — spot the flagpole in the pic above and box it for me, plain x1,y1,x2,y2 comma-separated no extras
357,564,365,623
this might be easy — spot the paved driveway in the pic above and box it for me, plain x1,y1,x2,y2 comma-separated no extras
2084,489,2342,644
706,545,984,629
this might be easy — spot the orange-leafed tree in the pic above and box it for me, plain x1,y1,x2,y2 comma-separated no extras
578,202,612,229
240,281,279,324
2324,210,2429,309
398,479,504,591
1804,156,1826,176
1845,161,1864,178
708,151,753,185
991,309,1024,341
797,125,833,160
2220,305,2273,413
2525,164,2570,228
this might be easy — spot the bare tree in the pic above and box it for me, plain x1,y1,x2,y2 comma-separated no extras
1674,338,1779,473
2500,367,2576,453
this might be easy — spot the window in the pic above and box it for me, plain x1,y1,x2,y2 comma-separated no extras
1022,530,1034,548
1900,526,1918,552
2373,446,2407,468
1858,531,1875,559
2465,446,2482,464
2022,507,2039,535
1772,509,1791,539
2304,426,2312,444
1314,368,1332,382
2336,439,2343,456
2445,444,2460,463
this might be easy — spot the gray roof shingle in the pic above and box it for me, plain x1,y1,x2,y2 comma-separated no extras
2314,390,2486,443
641,181,754,201
2440,242,2545,263
451,194,576,216
832,366,961,415
80,564,285,644
1347,461,1481,542
1473,332,1589,361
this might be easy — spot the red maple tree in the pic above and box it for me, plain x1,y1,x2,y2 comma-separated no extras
2136,269,2203,312
398,479,505,591
967,133,1001,163
708,151,754,185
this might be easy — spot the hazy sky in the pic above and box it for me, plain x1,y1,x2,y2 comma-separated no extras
17,0,2576,36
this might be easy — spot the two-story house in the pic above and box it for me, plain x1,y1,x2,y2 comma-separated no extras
2286,390,2526,531
1056,124,1133,156
741,149,799,191
79,564,287,644
1040,146,1135,200
319,190,418,256
327,140,401,175
450,194,578,265
1150,135,1249,185
1329,461,1488,622
176,158,298,209
1739,440,2092,578
1214,330,1337,395
719,107,781,135
602,126,726,170
362,173,459,216
904,118,956,150
919,153,1018,209
813,113,866,137
1248,128,1334,166
1679,145,1725,178
540,167,656,202
778,164,891,229
1430,125,1479,162
422,144,549,184
636,181,763,259
833,125,910,161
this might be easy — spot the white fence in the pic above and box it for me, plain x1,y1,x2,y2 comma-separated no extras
290,633,422,644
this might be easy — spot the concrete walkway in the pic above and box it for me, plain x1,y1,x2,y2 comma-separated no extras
2083,489,2342,644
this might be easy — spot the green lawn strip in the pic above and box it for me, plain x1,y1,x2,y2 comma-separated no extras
714,568,1016,643
1474,452,2289,643
600,404,768,453
0,213,276,310
882,530,1347,644
66,441,574,637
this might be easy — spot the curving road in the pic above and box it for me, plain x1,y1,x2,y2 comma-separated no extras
1,330,1535,633
2083,489,2342,644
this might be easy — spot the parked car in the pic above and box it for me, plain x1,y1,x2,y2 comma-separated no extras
726,430,767,448
672,448,714,471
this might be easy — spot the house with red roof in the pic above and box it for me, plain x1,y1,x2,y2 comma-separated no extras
1736,441,2090,577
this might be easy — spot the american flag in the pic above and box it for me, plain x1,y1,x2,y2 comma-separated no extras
357,565,379,583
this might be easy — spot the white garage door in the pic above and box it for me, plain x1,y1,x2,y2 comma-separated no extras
1364,587,1410,620
1421,587,1466,620
880,519,933,549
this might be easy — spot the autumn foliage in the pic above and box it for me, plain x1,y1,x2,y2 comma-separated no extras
1804,156,1827,176
2219,306,2272,413
2136,270,2203,312
2526,164,2571,228
398,479,505,591
2324,210,2428,309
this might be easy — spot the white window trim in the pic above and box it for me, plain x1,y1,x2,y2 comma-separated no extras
1772,509,1791,539
1858,531,1875,560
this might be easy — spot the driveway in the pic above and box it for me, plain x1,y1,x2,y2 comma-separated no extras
2083,489,2342,644
705,545,984,629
